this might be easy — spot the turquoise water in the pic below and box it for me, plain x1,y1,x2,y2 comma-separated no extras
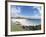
27,19,41,26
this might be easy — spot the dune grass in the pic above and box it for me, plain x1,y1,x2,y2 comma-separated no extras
11,23,24,32
11,22,41,32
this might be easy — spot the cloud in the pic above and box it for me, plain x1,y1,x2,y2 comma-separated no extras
11,6,41,19
11,6,21,17
33,6,41,16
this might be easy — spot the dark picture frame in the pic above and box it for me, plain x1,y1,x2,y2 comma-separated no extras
5,1,45,36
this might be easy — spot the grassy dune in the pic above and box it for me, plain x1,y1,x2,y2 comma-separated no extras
11,22,41,32
11,22,24,32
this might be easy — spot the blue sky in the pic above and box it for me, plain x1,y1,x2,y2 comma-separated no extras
11,5,41,18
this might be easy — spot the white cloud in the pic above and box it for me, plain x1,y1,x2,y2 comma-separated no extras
33,6,41,16
11,6,21,17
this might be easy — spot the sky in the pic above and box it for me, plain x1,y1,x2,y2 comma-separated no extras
11,5,41,19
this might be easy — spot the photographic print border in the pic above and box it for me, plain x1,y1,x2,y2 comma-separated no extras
5,1,45,36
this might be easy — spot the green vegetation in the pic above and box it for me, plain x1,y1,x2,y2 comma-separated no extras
11,21,41,32
22,25,41,31
11,21,24,32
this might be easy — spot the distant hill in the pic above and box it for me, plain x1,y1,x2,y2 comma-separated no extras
11,16,41,19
